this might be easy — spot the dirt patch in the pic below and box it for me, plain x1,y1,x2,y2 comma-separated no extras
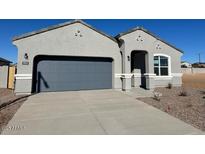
0,89,28,134
0,88,24,105
138,87,205,131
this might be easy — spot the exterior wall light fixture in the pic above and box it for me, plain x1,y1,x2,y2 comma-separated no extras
24,53,29,60
127,56,130,61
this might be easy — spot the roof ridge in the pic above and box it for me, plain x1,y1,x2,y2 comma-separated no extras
13,20,117,43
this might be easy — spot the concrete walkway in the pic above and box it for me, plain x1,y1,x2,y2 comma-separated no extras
123,87,154,98
2,90,203,135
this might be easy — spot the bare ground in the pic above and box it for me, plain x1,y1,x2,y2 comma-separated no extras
0,89,27,134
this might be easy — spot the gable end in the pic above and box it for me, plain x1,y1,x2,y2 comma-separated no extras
13,20,117,43
115,27,183,53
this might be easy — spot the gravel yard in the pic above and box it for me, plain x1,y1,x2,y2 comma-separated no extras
138,87,205,131
0,89,27,134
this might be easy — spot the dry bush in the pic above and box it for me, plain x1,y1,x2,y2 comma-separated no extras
200,91,205,95
186,103,193,108
179,88,188,96
167,83,173,89
153,92,161,101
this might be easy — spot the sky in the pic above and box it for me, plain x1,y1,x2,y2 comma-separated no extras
0,19,205,63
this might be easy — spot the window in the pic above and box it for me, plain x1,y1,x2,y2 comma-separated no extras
154,55,169,76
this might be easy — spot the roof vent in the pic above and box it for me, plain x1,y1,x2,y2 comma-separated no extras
136,35,143,41
156,44,161,49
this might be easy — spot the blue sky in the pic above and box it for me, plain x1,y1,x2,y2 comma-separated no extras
0,19,205,63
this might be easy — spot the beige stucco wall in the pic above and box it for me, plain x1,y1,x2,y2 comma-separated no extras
13,22,183,93
120,30,182,74
14,22,122,94
119,29,183,88
0,65,9,88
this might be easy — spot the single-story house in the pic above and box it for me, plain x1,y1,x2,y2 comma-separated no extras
181,61,192,68
13,20,183,94
0,57,16,89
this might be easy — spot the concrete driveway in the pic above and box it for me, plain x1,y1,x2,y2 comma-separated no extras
2,90,203,135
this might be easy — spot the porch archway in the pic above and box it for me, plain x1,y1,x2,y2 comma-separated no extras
130,50,148,88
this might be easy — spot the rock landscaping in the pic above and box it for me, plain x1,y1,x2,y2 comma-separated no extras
138,87,205,131
0,89,28,134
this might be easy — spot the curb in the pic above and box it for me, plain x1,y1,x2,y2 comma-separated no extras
0,95,31,110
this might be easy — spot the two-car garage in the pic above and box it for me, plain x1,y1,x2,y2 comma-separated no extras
32,56,113,93
14,20,122,94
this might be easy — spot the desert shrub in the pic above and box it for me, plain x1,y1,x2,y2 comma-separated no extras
200,91,205,95
165,105,171,112
153,92,161,101
186,103,193,108
179,88,188,96
167,83,173,89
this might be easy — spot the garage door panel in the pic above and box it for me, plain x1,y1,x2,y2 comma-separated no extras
35,57,112,92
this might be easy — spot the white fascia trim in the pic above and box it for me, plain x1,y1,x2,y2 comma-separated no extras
154,76,173,80
15,74,32,80
16,76,32,80
115,73,133,78
115,74,123,78
144,73,156,76
172,73,183,77
133,73,141,77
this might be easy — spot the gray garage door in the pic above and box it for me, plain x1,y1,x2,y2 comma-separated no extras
34,56,112,92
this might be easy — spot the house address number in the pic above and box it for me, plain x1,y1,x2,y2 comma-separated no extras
22,61,29,65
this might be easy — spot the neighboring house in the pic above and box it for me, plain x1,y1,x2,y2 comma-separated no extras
181,61,192,68
0,57,15,89
13,20,183,94
192,62,205,68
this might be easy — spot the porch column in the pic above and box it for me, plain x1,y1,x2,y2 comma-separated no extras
132,73,141,87
144,53,155,89
120,42,132,91
121,74,132,90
